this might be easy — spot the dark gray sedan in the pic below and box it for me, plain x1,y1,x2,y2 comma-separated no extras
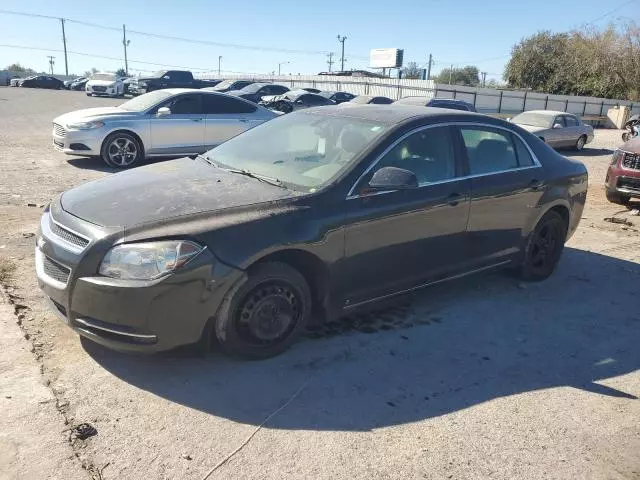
36,106,587,359
509,110,594,151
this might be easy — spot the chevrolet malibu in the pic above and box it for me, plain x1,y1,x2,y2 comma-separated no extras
52,89,277,168
37,106,587,359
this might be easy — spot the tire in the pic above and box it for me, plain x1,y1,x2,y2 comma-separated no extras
86,93,92,96
213,262,312,360
100,131,143,169
519,210,568,281
622,132,631,142
605,190,631,206
575,135,586,151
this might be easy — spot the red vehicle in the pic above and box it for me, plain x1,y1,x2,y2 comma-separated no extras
605,137,640,205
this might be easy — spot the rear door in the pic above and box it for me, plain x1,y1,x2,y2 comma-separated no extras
561,114,581,146
148,93,205,154
341,125,471,306
458,125,545,266
203,93,259,148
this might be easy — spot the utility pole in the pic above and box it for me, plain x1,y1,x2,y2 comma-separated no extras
218,56,222,76
60,18,68,76
278,61,290,75
481,71,487,88
326,52,334,72
337,35,347,72
448,64,453,84
122,24,130,75
426,53,433,80
47,56,55,74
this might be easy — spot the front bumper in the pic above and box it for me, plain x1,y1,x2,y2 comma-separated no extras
52,123,103,156
86,85,118,96
35,204,243,352
605,164,640,198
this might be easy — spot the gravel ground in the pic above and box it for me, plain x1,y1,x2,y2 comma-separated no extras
0,87,639,480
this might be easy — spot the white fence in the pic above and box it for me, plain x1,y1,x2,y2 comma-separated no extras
197,73,640,121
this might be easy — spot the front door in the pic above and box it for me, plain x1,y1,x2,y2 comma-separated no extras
148,93,205,155
340,125,471,308
458,125,545,266
202,94,260,148
545,115,567,147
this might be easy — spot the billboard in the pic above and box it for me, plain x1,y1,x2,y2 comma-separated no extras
369,48,404,68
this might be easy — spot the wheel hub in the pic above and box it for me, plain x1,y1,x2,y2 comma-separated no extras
238,283,299,344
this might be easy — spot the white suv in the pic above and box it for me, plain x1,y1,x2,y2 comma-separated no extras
86,72,124,97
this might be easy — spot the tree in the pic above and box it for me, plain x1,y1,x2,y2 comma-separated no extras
83,67,98,77
5,63,36,76
116,68,127,77
435,65,480,86
402,62,423,79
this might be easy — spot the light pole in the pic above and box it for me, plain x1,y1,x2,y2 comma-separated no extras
278,61,290,76
218,56,222,77
47,56,55,74
337,35,347,72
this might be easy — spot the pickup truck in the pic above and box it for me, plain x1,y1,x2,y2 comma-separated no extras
129,70,220,95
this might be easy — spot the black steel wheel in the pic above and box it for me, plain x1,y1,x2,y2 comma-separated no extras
214,262,311,359
520,210,568,281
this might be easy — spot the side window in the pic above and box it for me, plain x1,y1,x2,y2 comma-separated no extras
372,97,393,104
305,95,329,106
362,127,456,187
564,115,579,127
202,94,257,114
271,85,289,95
460,127,519,175
553,116,566,127
162,94,202,114
512,134,535,167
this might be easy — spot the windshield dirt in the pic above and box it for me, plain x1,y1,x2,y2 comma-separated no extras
120,90,173,111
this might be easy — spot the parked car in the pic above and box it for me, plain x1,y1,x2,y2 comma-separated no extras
260,90,335,113
128,70,218,95
38,105,587,359
317,90,356,104
85,73,125,97
347,95,394,105
227,83,290,103
395,96,477,112
605,137,640,205
52,88,277,168
508,110,593,151
21,75,65,89
10,77,24,87
204,79,255,93
66,77,88,91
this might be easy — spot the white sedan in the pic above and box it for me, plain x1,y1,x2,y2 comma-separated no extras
53,89,278,168
85,72,125,97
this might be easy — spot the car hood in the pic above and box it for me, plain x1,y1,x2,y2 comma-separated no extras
87,79,117,87
60,157,295,228
513,124,548,134
53,107,137,125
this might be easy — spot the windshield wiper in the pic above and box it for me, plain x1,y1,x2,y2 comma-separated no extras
224,168,287,189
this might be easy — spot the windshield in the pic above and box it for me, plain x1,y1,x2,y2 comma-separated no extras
350,96,372,104
211,80,235,90
150,71,167,78
120,90,173,111
204,112,388,192
511,112,553,128
238,83,267,93
91,73,117,81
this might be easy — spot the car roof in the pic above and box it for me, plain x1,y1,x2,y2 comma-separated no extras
304,104,491,125
519,110,574,116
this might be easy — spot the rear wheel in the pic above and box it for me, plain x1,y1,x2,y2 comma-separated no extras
575,135,586,151
605,190,631,206
100,132,143,168
519,211,568,281
213,262,311,360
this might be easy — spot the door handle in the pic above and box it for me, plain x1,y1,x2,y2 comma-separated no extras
529,179,545,190
445,193,463,206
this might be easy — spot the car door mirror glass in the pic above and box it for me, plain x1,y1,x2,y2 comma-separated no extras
553,123,563,129
157,107,171,117
369,167,418,191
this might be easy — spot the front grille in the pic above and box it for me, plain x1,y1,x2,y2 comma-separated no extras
50,298,67,317
49,219,89,249
92,86,107,92
42,256,71,284
622,152,640,170
618,176,640,193
53,123,66,137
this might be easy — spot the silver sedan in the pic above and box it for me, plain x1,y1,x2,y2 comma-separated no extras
509,110,594,151
52,89,277,168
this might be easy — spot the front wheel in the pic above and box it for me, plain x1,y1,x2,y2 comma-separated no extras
605,190,631,206
86,93,92,96
100,132,143,168
519,210,568,281
575,135,586,151
213,262,311,360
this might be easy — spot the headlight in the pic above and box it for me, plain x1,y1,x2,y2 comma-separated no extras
99,241,203,280
66,120,105,130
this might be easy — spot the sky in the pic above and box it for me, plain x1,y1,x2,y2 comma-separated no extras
0,0,638,81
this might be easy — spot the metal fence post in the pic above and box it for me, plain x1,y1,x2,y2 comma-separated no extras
473,92,477,108
599,101,605,116
498,91,504,113
522,91,528,112
582,100,587,116
544,95,549,110
452,89,457,99
564,98,569,112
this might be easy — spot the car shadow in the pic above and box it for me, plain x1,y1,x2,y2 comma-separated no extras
567,147,614,157
84,247,640,431
67,156,170,172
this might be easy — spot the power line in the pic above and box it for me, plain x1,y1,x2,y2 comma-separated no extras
584,0,639,24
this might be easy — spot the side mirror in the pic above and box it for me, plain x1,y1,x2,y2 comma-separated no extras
295,99,304,104
553,123,563,129
157,107,171,117
369,167,418,191
506,117,512,122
